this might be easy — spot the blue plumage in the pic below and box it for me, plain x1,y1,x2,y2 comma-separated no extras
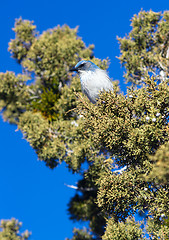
75,60,99,71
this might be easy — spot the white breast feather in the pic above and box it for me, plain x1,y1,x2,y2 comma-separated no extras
79,69,113,103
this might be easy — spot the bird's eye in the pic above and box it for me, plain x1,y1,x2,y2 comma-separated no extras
80,63,85,67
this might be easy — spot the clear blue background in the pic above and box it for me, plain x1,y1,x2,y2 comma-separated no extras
0,1,168,239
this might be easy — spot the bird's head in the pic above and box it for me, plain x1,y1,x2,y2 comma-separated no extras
69,60,99,73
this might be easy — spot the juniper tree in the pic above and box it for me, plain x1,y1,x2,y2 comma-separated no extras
0,10,169,240
0,218,30,240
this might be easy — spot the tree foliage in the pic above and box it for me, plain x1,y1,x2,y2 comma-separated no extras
0,10,169,239
66,228,94,240
0,218,30,240
118,10,169,84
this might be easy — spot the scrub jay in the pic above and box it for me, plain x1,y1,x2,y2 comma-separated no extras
70,60,113,103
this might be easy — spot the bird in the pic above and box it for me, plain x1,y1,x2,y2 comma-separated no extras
70,60,113,103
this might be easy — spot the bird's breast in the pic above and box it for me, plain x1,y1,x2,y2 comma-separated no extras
79,69,113,103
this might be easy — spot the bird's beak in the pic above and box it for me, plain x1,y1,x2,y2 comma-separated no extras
69,67,78,72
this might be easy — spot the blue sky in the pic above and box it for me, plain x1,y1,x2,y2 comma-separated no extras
0,1,168,239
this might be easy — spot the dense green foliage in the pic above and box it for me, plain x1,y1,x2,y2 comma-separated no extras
0,218,30,240
0,10,169,239
118,10,169,84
